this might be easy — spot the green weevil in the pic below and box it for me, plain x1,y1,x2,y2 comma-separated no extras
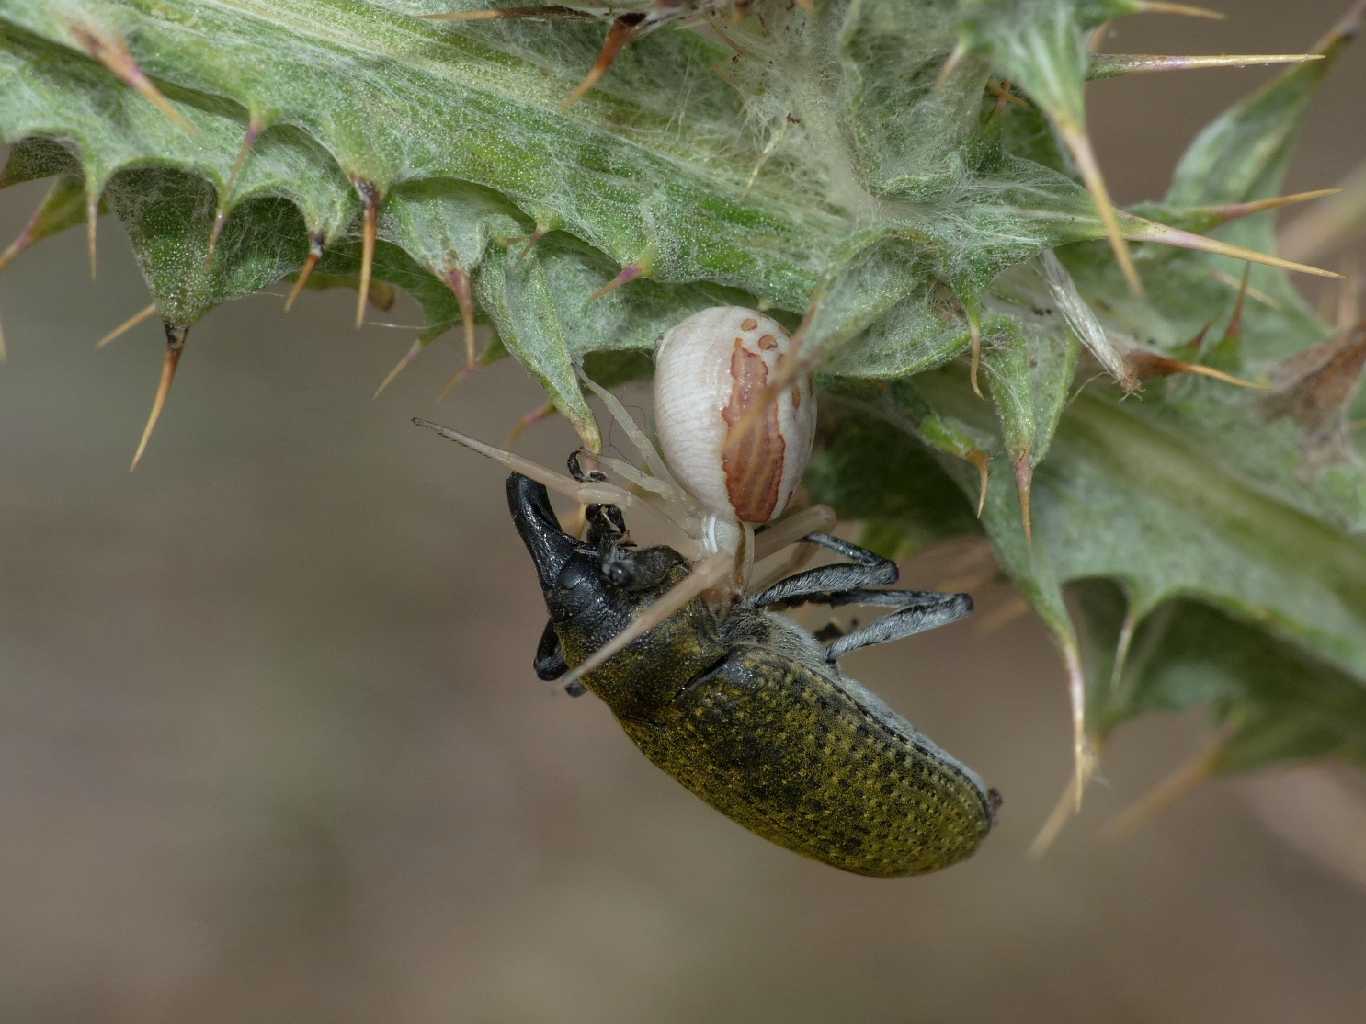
504,470,999,878
417,305,998,877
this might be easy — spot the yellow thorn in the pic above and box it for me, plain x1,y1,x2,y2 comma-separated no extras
0,236,24,273
445,267,477,369
1062,638,1095,813
86,192,99,281
1091,53,1322,78
1209,267,1282,310
416,10,507,21
1029,773,1080,858
373,339,424,399
130,325,188,471
589,263,644,301
1128,351,1270,389
354,182,379,329
1134,2,1225,19
562,17,639,108
1172,362,1269,389
1059,121,1142,296
284,247,320,312
936,41,967,89
1013,453,1033,542
1206,187,1341,225
968,313,984,398
506,401,556,447
96,302,157,349
207,118,263,262
68,22,196,135
1099,725,1233,841
1127,218,1341,280
967,449,990,518
437,364,477,403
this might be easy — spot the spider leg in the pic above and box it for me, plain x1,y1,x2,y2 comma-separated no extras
824,592,973,663
578,373,681,495
752,505,836,561
748,532,898,608
414,417,632,508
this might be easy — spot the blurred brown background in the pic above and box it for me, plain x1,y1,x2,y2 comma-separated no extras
3,3,1365,1021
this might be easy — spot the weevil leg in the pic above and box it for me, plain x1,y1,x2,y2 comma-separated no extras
534,619,568,681
749,534,820,594
748,532,899,608
578,373,682,495
533,619,587,697
824,591,974,663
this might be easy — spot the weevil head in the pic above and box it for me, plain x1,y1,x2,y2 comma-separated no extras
506,473,723,716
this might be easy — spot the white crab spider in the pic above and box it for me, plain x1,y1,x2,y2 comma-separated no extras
416,305,835,683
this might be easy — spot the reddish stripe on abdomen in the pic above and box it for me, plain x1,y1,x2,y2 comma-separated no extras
721,338,784,522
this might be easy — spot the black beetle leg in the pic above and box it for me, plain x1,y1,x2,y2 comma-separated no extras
822,591,973,663
533,619,588,698
534,619,568,680
746,533,972,662
748,532,899,609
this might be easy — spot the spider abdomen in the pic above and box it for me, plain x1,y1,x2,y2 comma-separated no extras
654,306,816,525
620,645,998,877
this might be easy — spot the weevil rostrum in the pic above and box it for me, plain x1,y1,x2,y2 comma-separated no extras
417,307,999,877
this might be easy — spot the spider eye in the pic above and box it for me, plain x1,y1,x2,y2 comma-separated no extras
605,562,632,587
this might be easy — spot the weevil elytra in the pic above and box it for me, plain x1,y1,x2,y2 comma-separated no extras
507,471,1000,877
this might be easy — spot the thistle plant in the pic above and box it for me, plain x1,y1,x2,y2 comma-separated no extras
2,0,1364,842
